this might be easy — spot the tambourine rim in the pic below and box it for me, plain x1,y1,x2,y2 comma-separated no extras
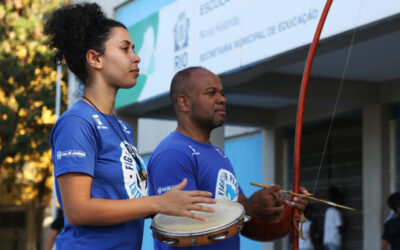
151,201,245,236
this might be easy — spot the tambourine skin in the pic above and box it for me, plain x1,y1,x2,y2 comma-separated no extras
153,218,244,247
241,202,292,241
152,200,245,247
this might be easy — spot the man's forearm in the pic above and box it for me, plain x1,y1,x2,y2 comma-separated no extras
241,203,292,241
381,239,388,250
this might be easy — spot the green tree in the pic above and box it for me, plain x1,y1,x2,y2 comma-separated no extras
0,0,66,206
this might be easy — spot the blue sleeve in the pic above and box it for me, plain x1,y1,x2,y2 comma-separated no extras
51,115,97,178
148,149,197,196
239,184,244,196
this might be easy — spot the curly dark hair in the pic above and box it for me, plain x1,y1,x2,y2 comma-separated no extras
44,3,126,84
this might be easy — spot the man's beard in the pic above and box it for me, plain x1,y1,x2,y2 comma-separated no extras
191,106,225,131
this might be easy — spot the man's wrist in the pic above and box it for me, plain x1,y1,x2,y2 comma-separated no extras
241,198,255,218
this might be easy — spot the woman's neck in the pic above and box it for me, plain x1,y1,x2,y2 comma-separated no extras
83,82,117,115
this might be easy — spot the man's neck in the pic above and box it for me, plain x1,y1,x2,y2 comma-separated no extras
177,122,211,144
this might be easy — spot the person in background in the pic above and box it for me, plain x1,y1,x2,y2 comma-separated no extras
382,191,400,250
44,208,64,250
12,230,19,250
323,187,344,250
300,204,316,250
45,3,215,249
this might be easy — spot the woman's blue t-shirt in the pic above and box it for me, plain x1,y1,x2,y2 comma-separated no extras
50,100,148,250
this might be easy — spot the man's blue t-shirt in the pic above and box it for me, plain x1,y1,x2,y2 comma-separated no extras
50,100,148,250
148,131,243,250
383,216,400,250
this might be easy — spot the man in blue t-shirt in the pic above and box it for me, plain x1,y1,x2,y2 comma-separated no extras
382,192,400,250
148,67,309,250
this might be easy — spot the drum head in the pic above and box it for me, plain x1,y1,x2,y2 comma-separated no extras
152,199,244,235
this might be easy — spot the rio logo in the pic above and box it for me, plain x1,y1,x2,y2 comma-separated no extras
174,12,190,71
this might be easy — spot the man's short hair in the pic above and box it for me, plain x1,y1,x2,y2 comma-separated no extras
328,186,344,203
388,192,400,211
170,66,208,108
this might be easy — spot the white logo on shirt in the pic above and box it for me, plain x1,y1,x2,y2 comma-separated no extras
118,120,131,134
92,115,108,130
188,145,200,156
56,150,86,160
157,185,176,195
215,169,239,201
120,141,148,199
215,147,227,158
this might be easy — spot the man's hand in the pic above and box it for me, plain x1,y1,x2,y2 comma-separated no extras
241,184,284,222
283,186,309,211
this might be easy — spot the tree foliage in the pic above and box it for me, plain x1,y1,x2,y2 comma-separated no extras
0,0,67,205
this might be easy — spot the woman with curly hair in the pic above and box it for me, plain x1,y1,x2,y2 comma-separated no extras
45,3,215,249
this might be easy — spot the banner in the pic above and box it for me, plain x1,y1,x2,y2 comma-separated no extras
116,0,400,108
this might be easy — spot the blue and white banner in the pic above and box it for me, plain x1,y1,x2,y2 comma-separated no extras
116,0,400,107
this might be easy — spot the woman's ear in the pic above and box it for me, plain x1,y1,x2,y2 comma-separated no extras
86,49,103,70
177,94,191,113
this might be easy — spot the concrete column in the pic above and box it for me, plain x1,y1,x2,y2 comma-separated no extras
261,128,275,250
137,119,177,155
261,128,285,250
262,128,276,186
362,105,391,250
389,119,397,194
211,125,225,150
281,138,290,190
26,204,36,250
67,72,82,108
279,137,290,250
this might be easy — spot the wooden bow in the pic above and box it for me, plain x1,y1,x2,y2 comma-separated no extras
291,1,334,249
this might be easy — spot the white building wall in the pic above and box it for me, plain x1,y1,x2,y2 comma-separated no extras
262,128,277,250
137,119,176,155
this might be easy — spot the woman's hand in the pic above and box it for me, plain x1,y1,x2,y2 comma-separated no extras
156,178,216,221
